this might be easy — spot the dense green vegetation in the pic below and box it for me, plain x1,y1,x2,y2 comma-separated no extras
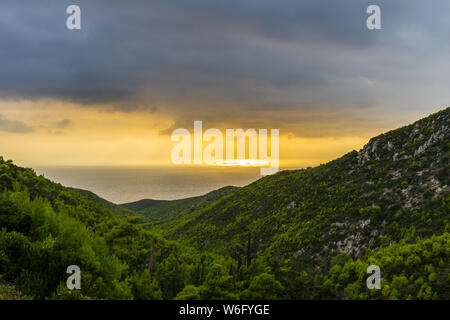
120,186,239,228
0,279,31,300
70,187,134,216
0,107,449,299
0,158,235,299
153,107,450,299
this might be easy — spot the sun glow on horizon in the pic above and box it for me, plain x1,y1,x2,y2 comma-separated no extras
219,159,270,167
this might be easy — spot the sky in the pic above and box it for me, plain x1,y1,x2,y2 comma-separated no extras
0,0,449,168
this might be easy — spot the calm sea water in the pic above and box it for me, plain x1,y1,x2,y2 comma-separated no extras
34,166,266,204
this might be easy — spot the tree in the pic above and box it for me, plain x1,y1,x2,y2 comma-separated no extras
174,285,201,300
129,270,162,300
240,273,284,300
200,264,237,299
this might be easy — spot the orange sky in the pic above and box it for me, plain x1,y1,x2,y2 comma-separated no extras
0,98,434,169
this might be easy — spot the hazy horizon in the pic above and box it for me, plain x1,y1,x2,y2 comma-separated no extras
33,165,274,203
2,1,449,170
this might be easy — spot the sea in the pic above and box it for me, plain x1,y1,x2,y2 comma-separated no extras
33,166,275,204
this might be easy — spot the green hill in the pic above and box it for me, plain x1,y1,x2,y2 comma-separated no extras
161,108,449,254
120,186,239,226
0,157,234,300
69,187,134,216
150,107,450,299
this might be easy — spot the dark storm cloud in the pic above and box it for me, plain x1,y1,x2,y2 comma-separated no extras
0,0,449,135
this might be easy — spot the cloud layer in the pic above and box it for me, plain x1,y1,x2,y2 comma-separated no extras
1,0,449,137
0,114,34,133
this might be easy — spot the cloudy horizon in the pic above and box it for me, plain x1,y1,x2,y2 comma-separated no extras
0,0,449,168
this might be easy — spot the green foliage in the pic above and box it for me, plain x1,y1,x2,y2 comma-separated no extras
240,273,284,299
0,158,232,300
121,186,239,227
174,285,201,300
0,280,32,300
323,233,450,299
200,263,238,299
128,270,162,300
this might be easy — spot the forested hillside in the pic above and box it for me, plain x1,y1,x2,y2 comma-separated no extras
0,158,237,300
162,108,449,252
70,187,134,216
120,186,239,227
154,107,450,299
0,107,449,300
